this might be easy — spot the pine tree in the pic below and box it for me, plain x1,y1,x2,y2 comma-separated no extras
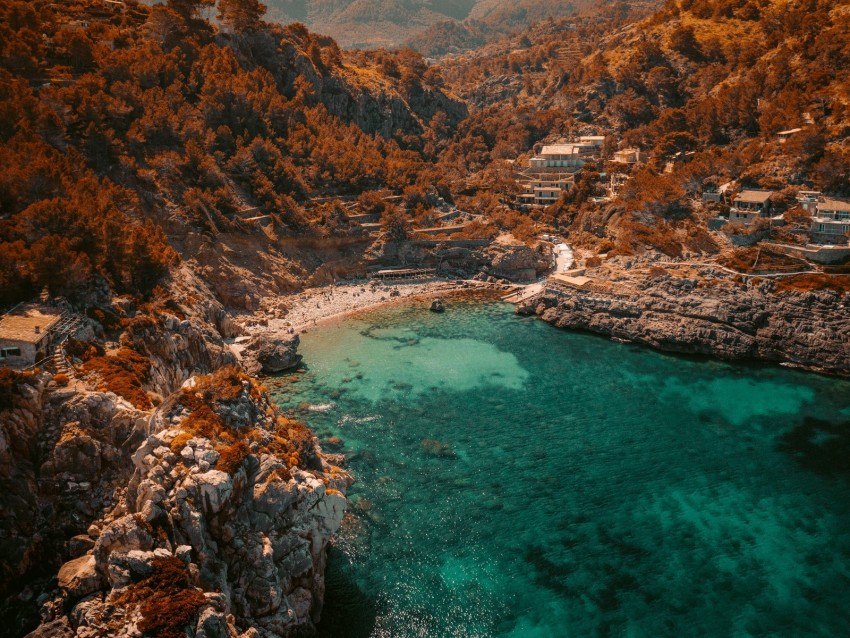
217,0,266,33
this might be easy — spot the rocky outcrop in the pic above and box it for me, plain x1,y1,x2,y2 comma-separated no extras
522,275,850,374
241,333,302,375
3,271,349,637
484,243,548,282
0,378,150,635
27,370,351,638
370,239,550,282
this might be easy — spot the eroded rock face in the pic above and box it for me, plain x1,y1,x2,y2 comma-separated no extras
4,273,350,638
0,379,150,633
26,374,351,638
242,333,302,375
484,243,544,282
528,276,850,374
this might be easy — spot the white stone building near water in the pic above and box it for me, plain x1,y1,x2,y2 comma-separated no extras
810,197,850,244
516,136,607,207
0,304,64,368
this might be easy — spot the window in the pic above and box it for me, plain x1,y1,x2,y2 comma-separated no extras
0,347,22,358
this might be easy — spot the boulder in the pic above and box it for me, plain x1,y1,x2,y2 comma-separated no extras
244,333,302,374
24,618,75,638
57,555,101,598
429,298,445,313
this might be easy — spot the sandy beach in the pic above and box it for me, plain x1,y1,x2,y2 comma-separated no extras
241,278,520,335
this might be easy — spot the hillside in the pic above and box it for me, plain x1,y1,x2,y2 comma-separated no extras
0,0,468,310
436,0,850,256
2,0,850,636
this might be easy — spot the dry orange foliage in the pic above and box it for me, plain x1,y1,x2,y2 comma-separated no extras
83,347,152,409
177,367,320,474
113,557,205,638
775,274,850,295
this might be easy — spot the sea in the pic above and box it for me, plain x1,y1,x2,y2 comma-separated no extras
267,295,850,638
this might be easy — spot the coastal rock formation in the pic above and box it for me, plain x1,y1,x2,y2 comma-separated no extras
483,243,548,283
25,368,351,638
243,333,303,375
371,239,550,282
0,376,150,634
1,278,349,637
522,275,850,374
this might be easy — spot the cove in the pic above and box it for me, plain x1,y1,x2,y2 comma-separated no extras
267,298,850,637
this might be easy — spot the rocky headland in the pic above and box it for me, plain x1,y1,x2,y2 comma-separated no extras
0,270,351,638
518,262,850,375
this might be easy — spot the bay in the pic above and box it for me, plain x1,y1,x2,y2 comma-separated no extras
268,298,850,637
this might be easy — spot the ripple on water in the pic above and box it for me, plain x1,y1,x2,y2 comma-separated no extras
267,300,850,638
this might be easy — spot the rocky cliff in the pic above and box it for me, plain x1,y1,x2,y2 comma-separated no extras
1,273,351,638
27,369,350,638
371,239,551,282
519,270,850,375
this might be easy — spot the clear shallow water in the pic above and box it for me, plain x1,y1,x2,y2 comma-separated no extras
268,298,850,638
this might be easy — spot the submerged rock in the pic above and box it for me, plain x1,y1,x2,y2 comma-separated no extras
430,298,445,313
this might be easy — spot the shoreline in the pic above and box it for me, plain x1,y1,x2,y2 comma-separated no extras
241,278,522,335
522,282,850,378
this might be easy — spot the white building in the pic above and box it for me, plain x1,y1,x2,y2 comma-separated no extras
796,190,821,214
612,148,643,164
0,304,63,368
516,174,574,207
528,144,591,169
729,190,774,224
810,197,850,243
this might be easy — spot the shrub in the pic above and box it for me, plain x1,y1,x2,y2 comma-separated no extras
66,337,103,361
114,557,205,638
169,432,192,454
176,368,321,473
83,347,152,409
53,373,69,386
775,274,850,295
216,440,251,474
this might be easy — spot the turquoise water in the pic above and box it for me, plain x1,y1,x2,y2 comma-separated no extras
268,298,850,638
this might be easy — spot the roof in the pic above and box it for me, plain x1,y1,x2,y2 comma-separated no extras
819,198,850,212
0,304,62,344
550,274,593,288
539,144,583,156
734,190,774,203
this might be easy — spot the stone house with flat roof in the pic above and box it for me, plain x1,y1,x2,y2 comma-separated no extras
729,190,774,225
0,304,64,368
810,197,850,244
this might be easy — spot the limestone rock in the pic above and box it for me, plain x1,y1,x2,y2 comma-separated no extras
24,617,75,638
57,555,101,599
532,275,850,374
242,333,302,375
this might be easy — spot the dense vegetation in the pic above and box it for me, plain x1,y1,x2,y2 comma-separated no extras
2,0,849,307
437,0,850,255
0,0,462,306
